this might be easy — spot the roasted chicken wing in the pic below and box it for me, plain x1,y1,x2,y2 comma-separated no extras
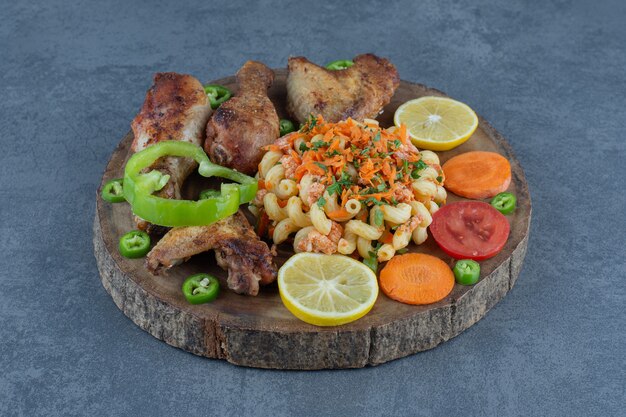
131,72,212,232
286,53,399,124
146,211,276,296
204,61,280,175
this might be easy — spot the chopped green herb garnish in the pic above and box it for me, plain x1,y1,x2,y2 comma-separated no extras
299,142,310,152
314,162,328,172
393,139,402,149
317,196,326,207
326,181,342,195
412,160,428,171
364,197,383,206
312,140,326,150
373,132,381,142
325,149,342,157
363,256,378,273
436,175,443,183
374,209,384,227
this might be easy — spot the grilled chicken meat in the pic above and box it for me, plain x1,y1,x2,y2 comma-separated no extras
204,61,280,175
286,53,399,124
146,211,276,296
131,72,212,233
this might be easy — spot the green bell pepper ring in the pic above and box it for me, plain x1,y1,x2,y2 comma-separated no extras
491,192,517,215
101,178,125,203
199,189,221,200
325,60,354,70
204,84,232,109
279,119,296,136
119,230,151,259
123,141,257,227
182,273,220,304
453,259,481,285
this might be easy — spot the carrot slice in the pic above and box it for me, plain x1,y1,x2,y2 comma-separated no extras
380,253,454,305
442,151,511,199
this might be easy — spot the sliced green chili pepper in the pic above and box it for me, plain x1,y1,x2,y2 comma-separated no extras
182,273,220,304
453,259,481,285
119,230,151,259
363,257,378,274
491,192,517,215
123,141,257,227
279,119,296,136
101,178,125,203
325,60,354,70
204,84,232,109
199,189,221,200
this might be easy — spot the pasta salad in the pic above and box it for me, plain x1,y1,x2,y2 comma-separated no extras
251,115,446,263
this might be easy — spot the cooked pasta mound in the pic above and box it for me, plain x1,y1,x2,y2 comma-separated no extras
252,115,446,262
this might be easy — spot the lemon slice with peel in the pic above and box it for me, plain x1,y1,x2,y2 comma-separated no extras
278,253,378,326
394,96,478,151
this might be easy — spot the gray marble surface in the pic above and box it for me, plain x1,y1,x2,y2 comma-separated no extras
1,0,624,416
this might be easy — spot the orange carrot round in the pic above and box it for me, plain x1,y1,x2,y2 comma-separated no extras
380,253,454,305
442,151,511,199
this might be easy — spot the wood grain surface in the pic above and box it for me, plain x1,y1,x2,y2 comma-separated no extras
93,70,531,369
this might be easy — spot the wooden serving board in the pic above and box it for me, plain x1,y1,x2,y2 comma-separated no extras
93,69,531,369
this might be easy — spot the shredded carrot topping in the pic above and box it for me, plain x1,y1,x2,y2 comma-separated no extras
263,115,431,208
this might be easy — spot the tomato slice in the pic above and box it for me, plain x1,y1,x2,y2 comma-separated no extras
429,201,510,260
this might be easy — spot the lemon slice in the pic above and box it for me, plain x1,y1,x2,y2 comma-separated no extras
394,96,478,151
278,253,378,326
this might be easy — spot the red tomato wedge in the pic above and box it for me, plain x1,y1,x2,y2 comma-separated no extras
430,201,510,260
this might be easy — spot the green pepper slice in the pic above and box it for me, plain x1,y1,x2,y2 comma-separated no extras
204,84,232,109
199,189,221,200
123,141,257,227
182,273,220,304
101,178,125,203
453,259,481,285
119,230,151,259
279,119,296,136
326,60,354,70
491,192,517,215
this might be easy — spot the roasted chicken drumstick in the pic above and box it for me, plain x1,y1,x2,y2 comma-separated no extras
204,61,280,175
131,72,212,233
286,53,400,124
144,63,279,295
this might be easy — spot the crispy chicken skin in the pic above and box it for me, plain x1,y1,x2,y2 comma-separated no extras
286,53,400,124
131,72,212,232
204,61,280,175
146,211,276,296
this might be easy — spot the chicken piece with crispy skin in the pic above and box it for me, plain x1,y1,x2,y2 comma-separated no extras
131,72,212,233
146,211,276,296
204,61,280,175
286,53,399,124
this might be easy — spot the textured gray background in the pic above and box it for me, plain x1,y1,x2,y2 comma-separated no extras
1,0,624,416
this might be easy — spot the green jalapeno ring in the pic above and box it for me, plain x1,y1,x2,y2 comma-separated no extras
279,119,296,136
123,141,257,227
102,178,125,203
491,192,517,215
182,273,220,304
453,259,481,286
119,230,151,259
325,60,354,70
204,84,232,109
